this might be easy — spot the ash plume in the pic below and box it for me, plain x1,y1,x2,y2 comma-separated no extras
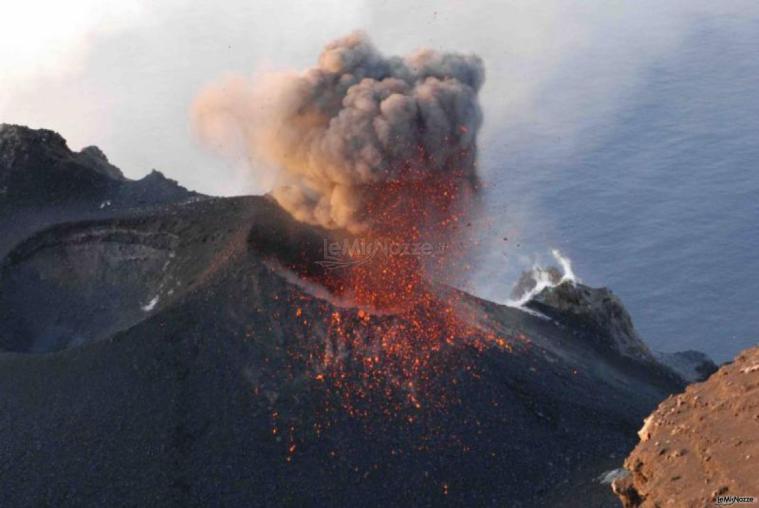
192,31,485,234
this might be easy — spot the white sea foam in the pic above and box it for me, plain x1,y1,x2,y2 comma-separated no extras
141,295,159,312
507,249,578,308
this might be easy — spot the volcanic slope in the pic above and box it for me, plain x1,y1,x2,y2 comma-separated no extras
0,126,696,507
0,123,198,259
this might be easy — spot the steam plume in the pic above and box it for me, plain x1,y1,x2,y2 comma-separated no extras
192,31,485,234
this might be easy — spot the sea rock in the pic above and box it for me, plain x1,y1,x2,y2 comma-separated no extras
528,281,657,363
654,350,718,383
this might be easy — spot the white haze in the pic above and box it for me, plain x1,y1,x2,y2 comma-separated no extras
2,0,757,310
2,0,753,195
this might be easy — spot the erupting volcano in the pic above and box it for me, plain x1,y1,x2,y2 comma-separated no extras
0,121,710,507
193,32,498,408
1,2,743,503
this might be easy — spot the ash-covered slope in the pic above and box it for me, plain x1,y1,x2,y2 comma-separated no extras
0,126,710,507
613,346,759,507
0,124,200,259
0,125,124,201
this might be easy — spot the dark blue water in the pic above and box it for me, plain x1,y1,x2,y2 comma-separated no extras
476,18,759,362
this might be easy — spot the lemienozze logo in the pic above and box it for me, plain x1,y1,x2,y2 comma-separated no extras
317,238,436,270
715,495,757,506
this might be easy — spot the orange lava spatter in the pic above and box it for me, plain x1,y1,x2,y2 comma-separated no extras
308,171,512,413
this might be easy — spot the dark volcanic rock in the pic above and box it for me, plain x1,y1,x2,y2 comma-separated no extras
0,126,711,507
526,282,706,387
654,350,718,383
0,124,196,205
76,145,126,181
0,124,201,259
528,282,658,364
0,124,120,203
613,346,759,507
114,169,198,207
0,195,683,507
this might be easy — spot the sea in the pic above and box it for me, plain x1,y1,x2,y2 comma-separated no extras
474,15,758,363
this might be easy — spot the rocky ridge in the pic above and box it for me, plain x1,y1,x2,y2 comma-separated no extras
613,346,759,507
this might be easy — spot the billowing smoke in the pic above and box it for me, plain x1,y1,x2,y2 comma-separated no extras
192,31,485,234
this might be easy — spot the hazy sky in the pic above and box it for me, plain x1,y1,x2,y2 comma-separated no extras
3,0,755,195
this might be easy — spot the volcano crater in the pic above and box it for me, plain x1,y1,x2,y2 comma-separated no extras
0,223,179,353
